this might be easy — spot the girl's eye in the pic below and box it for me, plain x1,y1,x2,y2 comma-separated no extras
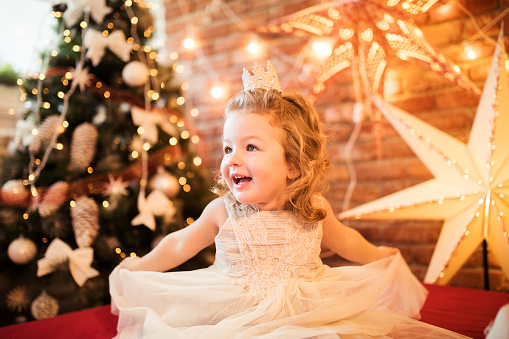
246,144,258,152
224,146,232,154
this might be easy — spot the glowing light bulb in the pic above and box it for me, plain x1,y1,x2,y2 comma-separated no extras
247,41,259,54
183,38,195,49
311,40,333,58
464,45,476,60
210,86,223,99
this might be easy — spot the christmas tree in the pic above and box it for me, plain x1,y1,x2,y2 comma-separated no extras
0,0,214,325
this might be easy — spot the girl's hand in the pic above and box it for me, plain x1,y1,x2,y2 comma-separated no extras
119,256,141,271
377,246,399,259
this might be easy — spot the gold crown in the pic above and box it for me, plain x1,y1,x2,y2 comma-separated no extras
242,61,282,93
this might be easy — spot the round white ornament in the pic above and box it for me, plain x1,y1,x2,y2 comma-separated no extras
122,61,149,87
8,236,37,265
1,179,29,206
150,170,180,198
31,291,59,320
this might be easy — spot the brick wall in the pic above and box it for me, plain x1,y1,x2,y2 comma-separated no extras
164,0,509,291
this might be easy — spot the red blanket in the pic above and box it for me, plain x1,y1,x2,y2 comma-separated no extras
1,284,508,339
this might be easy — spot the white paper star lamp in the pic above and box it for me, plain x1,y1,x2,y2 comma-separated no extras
340,32,509,285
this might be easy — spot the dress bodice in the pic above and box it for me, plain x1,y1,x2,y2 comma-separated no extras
213,195,324,294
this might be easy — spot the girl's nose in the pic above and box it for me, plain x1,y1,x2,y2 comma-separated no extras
228,151,242,167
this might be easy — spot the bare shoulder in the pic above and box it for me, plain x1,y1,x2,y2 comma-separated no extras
320,197,335,221
320,197,344,231
201,196,228,227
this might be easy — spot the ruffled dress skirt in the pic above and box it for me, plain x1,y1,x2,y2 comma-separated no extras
109,198,469,338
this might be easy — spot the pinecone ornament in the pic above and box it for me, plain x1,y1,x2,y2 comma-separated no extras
39,181,69,217
29,115,60,155
69,123,98,173
71,196,99,248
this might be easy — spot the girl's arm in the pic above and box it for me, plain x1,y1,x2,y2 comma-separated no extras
321,199,398,265
120,197,227,272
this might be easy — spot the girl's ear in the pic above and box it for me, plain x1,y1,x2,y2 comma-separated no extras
287,166,300,180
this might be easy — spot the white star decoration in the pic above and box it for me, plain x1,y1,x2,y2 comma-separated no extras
131,190,176,231
103,175,129,198
340,32,509,285
71,64,92,92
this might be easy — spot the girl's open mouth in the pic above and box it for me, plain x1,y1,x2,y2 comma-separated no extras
233,176,252,185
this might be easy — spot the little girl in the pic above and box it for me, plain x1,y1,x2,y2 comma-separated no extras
109,62,468,338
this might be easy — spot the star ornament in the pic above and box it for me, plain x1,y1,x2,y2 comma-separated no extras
103,175,129,198
71,64,92,92
131,190,176,231
339,33,509,285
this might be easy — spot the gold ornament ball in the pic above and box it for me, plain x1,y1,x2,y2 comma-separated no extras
8,236,37,265
1,179,30,206
150,170,180,198
122,61,149,87
31,291,59,320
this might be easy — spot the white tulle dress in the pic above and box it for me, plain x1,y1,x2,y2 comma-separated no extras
109,195,469,338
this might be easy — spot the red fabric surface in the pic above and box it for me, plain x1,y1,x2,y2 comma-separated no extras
1,284,508,339
420,284,509,339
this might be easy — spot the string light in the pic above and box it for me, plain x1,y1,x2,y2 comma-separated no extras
311,39,333,59
464,45,476,59
246,41,259,54
210,86,224,99
183,37,195,49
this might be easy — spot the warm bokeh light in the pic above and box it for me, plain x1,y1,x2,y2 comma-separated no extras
183,38,195,49
210,86,224,99
311,39,333,59
246,41,259,54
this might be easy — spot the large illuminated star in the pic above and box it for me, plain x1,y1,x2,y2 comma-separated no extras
259,0,480,97
339,33,509,285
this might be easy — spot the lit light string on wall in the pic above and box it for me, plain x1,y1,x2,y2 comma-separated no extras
440,1,509,60
174,0,313,98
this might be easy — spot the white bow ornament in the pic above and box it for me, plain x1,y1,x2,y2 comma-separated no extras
37,238,99,287
131,106,178,145
84,29,132,67
64,0,113,26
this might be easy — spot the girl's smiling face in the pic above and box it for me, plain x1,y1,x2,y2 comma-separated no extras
221,112,297,211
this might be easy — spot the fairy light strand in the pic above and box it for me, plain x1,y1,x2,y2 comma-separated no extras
27,11,90,188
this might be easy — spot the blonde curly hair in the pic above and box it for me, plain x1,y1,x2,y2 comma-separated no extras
215,88,331,223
